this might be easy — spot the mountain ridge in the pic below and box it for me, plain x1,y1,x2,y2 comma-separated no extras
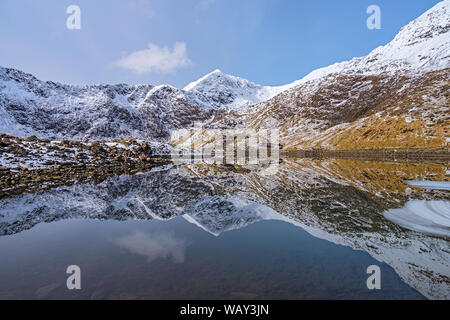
0,0,449,147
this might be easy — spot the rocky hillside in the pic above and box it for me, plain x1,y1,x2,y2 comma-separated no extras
245,68,449,150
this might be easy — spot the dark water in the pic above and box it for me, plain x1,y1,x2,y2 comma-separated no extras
0,159,448,300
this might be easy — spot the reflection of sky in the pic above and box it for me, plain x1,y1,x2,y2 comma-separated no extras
115,231,190,263
0,217,426,299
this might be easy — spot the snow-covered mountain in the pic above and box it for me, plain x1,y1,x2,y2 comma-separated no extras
183,69,291,109
0,0,448,144
0,67,215,140
184,0,450,111
288,0,450,83
200,0,450,151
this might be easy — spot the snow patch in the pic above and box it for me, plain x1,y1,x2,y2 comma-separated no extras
406,180,450,191
383,200,450,238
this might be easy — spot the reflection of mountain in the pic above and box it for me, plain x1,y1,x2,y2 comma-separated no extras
183,196,280,236
0,160,448,299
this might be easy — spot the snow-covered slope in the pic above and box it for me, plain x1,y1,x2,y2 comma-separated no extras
0,67,214,140
362,0,450,73
286,0,450,84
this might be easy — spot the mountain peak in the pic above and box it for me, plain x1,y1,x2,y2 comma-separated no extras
184,69,249,91
183,69,222,91
183,69,292,109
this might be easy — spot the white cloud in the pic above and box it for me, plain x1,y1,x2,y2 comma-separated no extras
113,42,191,74
115,231,190,264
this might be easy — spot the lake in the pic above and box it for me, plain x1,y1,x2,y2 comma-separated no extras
0,158,448,299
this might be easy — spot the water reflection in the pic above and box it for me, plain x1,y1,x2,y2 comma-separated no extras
383,200,450,238
115,231,190,264
0,158,448,299
406,180,450,191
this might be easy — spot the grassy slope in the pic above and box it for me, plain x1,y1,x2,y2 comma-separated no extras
282,69,450,150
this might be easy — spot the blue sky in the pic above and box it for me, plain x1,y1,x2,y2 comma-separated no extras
0,0,442,88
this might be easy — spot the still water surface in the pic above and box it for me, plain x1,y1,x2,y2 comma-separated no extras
0,158,448,299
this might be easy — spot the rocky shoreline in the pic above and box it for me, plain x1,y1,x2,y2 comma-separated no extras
0,134,171,199
1,134,449,200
